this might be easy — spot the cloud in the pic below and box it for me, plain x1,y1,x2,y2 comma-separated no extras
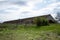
0,0,60,22
0,0,5,1
0,1,34,22
20,2,60,19
33,0,58,10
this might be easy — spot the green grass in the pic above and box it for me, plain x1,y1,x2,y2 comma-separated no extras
0,23,60,40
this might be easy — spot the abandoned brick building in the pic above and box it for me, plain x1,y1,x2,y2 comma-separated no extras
3,14,55,24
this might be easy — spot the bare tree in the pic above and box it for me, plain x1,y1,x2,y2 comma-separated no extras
56,12,60,21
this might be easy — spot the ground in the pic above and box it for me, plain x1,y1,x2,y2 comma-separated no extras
0,23,60,40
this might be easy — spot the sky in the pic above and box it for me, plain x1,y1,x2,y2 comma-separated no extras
0,0,60,22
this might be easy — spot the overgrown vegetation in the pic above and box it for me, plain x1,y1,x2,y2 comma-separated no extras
0,23,60,40
34,17,49,27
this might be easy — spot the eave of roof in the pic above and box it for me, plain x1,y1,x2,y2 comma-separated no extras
3,14,53,23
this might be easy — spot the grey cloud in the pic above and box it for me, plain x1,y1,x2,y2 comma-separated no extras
54,5,60,13
0,1,7,4
0,0,27,6
7,7,18,10
0,10,9,14
14,1,27,5
8,0,27,5
57,0,60,2
22,11,30,14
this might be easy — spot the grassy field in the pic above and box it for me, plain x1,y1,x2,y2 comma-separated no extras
0,23,60,40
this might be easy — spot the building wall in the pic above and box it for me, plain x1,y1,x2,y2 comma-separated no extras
3,15,55,24
3,18,34,24
20,18,34,24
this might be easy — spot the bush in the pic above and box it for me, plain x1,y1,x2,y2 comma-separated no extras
35,17,49,27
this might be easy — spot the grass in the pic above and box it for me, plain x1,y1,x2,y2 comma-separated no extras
0,23,60,40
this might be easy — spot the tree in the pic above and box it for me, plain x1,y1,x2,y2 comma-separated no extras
56,12,60,21
34,17,49,27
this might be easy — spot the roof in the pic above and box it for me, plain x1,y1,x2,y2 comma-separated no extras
3,14,55,23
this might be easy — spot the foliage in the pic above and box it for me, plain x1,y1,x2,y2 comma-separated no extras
0,24,60,40
34,17,49,27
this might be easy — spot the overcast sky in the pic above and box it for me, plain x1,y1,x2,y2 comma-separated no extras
0,0,60,22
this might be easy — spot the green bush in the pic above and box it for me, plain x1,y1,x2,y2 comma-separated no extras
35,17,49,27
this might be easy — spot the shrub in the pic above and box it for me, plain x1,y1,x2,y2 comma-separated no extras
34,17,49,27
